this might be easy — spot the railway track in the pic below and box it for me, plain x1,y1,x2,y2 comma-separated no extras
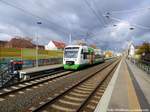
28,59,120,112
0,60,114,98
79,62,118,112
0,59,118,112
1,67,65,88
0,70,73,97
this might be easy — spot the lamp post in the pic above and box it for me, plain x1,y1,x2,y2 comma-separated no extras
36,21,42,67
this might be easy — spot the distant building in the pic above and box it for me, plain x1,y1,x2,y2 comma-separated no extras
128,43,135,58
5,38,35,48
35,45,45,50
0,40,8,47
45,40,66,50
0,37,44,50
104,51,113,58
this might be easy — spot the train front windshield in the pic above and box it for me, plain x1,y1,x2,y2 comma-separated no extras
64,47,79,58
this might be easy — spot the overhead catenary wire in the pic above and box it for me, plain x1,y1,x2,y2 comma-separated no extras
108,7,150,14
92,0,108,25
84,0,105,27
0,0,68,34
104,14,150,30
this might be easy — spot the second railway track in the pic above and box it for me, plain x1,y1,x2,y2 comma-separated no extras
0,59,119,112
29,59,120,112
0,70,73,97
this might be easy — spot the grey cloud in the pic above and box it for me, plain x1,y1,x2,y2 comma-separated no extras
0,0,150,51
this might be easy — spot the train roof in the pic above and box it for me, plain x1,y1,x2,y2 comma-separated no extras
65,45,88,48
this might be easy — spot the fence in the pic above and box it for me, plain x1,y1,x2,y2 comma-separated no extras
0,47,63,68
0,64,12,87
130,59,150,74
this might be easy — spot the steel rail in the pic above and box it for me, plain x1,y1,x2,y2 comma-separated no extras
31,59,119,112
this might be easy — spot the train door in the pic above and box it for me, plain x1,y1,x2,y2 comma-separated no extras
81,48,89,64
88,48,94,64
89,52,94,64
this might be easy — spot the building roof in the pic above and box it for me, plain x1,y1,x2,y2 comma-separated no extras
52,40,66,49
7,38,35,48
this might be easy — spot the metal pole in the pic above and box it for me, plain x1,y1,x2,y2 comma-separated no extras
69,33,72,44
36,21,42,67
36,36,38,67
21,48,23,61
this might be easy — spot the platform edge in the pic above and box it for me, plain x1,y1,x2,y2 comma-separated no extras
94,58,123,112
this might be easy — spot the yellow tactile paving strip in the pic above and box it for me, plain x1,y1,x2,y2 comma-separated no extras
95,58,143,112
124,61,141,111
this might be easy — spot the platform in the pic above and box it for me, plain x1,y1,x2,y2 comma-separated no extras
94,57,150,112
20,64,62,74
19,64,63,79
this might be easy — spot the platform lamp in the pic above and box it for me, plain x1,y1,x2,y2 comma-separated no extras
36,21,42,67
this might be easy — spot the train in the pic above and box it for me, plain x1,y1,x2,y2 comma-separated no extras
63,45,105,70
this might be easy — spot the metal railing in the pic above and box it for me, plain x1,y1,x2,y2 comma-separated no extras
0,64,12,87
130,59,150,74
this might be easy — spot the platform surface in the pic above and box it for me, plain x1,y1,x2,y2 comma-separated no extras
19,64,63,74
95,58,150,112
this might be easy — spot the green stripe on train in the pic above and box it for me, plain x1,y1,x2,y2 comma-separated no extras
64,59,104,70
64,63,88,70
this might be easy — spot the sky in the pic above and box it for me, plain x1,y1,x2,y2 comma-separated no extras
0,0,150,51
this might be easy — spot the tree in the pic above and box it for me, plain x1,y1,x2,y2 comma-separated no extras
135,42,150,55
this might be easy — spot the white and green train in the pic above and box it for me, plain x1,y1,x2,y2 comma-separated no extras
63,45,105,70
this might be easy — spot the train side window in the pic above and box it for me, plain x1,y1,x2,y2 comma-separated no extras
83,52,88,59
81,49,83,54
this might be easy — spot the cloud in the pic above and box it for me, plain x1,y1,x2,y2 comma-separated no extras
0,0,149,51
0,33,12,41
